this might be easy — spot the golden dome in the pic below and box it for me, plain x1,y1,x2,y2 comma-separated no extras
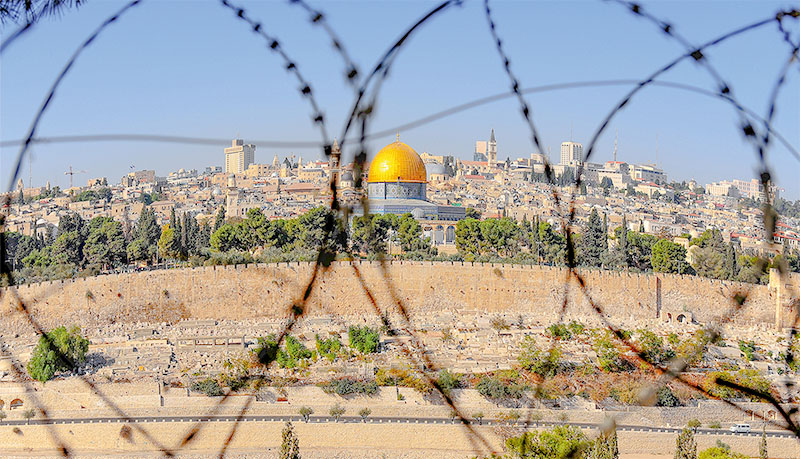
367,140,427,183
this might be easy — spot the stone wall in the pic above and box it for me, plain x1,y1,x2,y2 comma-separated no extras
0,262,787,334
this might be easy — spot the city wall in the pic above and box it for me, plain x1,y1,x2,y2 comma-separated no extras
0,262,790,334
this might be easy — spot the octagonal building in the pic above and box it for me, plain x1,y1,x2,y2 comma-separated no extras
363,137,465,222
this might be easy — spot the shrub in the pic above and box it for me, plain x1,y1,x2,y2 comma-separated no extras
27,326,89,382
546,323,572,340
656,385,681,407
592,330,630,372
708,421,721,429
358,407,371,421
698,440,747,459
315,334,342,361
253,335,279,365
567,321,585,337
506,425,589,458
320,378,378,396
375,367,432,394
687,419,701,428
491,316,510,330
436,369,461,396
348,326,379,353
518,336,561,377
475,376,524,401
702,369,772,401
636,329,675,366
276,336,313,369
738,340,757,361
191,377,224,396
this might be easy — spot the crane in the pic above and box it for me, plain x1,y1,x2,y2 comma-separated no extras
64,166,87,189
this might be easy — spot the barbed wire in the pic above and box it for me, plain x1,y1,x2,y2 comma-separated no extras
1,79,798,160
3,0,143,197
0,0,799,457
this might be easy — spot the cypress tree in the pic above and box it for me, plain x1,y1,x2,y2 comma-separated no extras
280,421,300,459
580,209,607,267
674,427,697,459
180,213,189,258
759,425,767,459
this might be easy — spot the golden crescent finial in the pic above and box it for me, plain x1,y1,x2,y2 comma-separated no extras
397,132,400,142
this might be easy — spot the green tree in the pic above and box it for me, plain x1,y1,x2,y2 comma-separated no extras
396,214,433,254
455,217,482,258
358,407,371,422
294,206,347,255
675,428,697,459
690,230,728,279
279,421,301,459
128,207,161,263
329,403,345,422
626,231,658,271
651,239,692,274
84,217,127,268
22,408,35,424
299,406,313,423
26,326,89,382
759,426,767,459
539,221,567,265
50,231,83,266
579,209,607,267
465,207,481,219
157,224,182,260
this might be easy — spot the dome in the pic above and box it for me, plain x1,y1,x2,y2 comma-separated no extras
425,162,446,176
367,140,426,184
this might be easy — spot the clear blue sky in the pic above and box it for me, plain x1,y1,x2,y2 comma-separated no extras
2,0,798,198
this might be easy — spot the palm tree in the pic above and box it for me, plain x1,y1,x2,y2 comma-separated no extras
1,0,86,24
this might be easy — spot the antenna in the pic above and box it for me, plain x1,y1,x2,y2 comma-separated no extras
613,129,618,162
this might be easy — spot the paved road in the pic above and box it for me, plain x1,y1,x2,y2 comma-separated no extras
1,415,795,438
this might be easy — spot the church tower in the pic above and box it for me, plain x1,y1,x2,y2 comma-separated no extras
488,129,497,164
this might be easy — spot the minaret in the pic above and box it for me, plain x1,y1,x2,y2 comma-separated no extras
329,138,340,170
488,129,497,164
272,154,280,169
225,174,239,219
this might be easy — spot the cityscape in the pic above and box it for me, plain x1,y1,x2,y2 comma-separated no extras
1,1,799,459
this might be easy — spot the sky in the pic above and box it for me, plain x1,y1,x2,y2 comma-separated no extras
1,0,799,198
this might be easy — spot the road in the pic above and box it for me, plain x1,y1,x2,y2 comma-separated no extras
2,415,795,438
